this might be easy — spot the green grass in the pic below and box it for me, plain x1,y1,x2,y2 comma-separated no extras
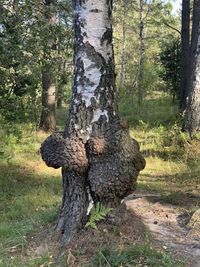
119,92,200,201
119,91,179,126
88,245,185,267
0,128,62,267
0,91,199,266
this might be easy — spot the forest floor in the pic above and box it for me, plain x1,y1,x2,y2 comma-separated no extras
0,91,200,266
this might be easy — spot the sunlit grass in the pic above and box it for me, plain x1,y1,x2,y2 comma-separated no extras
0,129,62,267
124,94,200,199
0,91,199,266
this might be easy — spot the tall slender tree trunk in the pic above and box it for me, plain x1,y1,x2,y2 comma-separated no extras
180,0,190,111
41,0,145,245
183,0,200,136
39,0,56,132
39,72,56,132
56,84,63,109
138,0,145,106
190,0,200,74
119,0,126,88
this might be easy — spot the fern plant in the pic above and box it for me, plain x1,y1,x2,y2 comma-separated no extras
86,203,112,230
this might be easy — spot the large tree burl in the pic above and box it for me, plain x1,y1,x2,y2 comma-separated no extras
41,128,145,205
40,133,88,174
87,129,146,204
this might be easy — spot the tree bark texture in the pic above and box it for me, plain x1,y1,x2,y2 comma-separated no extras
41,0,145,244
131,0,145,104
183,1,200,136
39,0,56,132
190,0,200,78
39,71,56,132
180,0,190,111
119,0,126,88
138,0,145,106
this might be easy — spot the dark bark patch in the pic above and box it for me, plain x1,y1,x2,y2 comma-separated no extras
101,28,112,46
90,9,100,13
84,41,107,69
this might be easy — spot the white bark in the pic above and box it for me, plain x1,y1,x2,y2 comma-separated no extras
69,0,116,139
74,0,112,108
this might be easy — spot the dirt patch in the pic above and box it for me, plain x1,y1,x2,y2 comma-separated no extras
25,196,200,266
67,205,146,265
125,194,200,267
26,204,146,266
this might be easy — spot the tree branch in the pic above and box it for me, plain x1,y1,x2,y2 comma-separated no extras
163,21,181,35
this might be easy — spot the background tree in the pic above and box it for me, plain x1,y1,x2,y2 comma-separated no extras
38,0,57,132
180,0,190,111
119,0,127,88
0,0,72,130
113,0,180,107
0,0,181,129
182,0,200,136
41,0,145,244
160,37,181,102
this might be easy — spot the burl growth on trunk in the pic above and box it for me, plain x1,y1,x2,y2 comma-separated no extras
41,124,145,205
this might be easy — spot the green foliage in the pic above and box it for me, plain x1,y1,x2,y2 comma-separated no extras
162,123,189,147
114,0,180,99
160,37,181,99
86,203,112,230
0,0,73,125
89,245,185,267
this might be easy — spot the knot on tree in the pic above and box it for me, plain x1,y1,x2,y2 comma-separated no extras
40,132,88,174
87,129,146,204
86,137,106,155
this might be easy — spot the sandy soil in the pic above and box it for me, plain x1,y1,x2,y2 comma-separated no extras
125,193,200,267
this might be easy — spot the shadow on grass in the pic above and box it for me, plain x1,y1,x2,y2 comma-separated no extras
138,171,200,208
137,193,200,210
0,162,62,200
141,148,183,160
0,161,62,263
0,161,62,237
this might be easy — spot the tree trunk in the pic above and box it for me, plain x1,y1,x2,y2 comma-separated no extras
182,1,200,136
180,0,190,111
190,0,200,79
119,0,126,88
39,71,56,132
56,83,63,109
41,0,145,244
138,0,145,107
39,0,56,132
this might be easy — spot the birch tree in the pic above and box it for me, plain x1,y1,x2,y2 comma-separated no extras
41,0,145,244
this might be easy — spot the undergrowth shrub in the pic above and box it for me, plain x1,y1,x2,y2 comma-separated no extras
0,116,38,162
86,203,112,230
159,123,200,164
